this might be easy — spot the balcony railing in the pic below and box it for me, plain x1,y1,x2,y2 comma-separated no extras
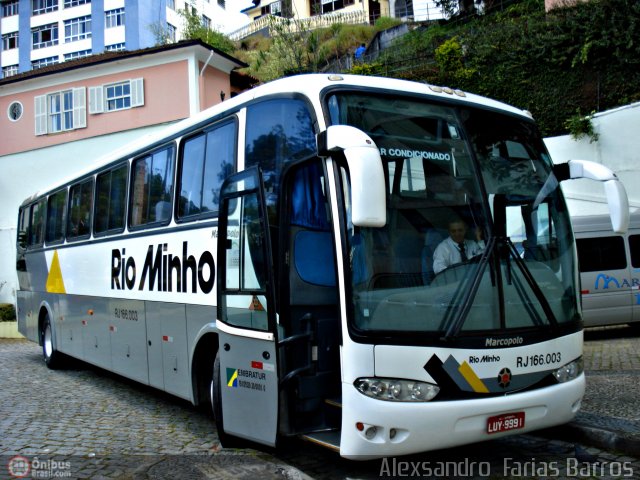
228,9,368,41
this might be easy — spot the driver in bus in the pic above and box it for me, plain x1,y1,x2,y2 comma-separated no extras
432,218,484,274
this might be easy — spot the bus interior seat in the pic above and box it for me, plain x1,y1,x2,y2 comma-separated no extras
422,227,446,284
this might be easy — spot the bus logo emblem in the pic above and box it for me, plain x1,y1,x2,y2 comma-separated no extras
498,368,512,388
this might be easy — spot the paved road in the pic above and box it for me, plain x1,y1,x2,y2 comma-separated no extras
0,327,639,479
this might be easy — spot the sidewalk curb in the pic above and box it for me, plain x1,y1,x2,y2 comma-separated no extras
541,421,640,457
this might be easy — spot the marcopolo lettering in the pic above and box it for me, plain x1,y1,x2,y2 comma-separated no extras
379,147,451,161
485,336,524,347
112,242,214,294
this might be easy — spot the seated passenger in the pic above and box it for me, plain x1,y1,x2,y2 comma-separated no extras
432,218,484,274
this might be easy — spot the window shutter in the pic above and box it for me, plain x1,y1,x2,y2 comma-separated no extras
130,78,144,108
73,87,87,128
89,86,104,114
35,95,47,136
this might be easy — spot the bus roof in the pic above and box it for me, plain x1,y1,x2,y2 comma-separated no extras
21,74,532,206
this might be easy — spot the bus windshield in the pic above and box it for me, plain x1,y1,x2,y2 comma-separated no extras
327,92,579,341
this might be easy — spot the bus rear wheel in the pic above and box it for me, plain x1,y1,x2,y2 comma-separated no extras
41,314,63,369
211,353,244,448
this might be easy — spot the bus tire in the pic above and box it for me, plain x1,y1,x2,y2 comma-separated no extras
41,313,63,369
212,353,244,448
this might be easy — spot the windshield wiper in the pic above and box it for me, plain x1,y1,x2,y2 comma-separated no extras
440,236,559,341
505,239,559,329
441,237,496,341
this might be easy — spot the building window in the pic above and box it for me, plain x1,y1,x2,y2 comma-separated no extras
32,0,58,15
64,16,92,42
64,49,91,60
32,23,59,49
106,82,130,111
105,42,125,51
31,56,59,69
48,90,74,132
167,0,175,9
89,78,144,114
3,65,19,78
35,87,86,135
2,1,19,16
105,8,125,28
202,15,211,29
64,0,90,6
167,23,176,42
217,0,225,8
8,101,23,122
311,0,350,14
2,32,18,50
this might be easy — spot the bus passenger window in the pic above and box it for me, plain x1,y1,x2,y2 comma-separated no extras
245,99,316,198
130,145,175,227
29,200,45,247
45,189,67,244
67,179,93,239
178,120,236,219
95,164,127,234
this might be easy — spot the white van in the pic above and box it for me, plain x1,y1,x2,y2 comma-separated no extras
572,213,640,328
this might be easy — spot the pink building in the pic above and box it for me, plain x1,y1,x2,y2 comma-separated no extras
0,39,250,156
0,39,253,305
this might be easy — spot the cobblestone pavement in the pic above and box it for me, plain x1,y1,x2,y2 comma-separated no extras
1,327,639,479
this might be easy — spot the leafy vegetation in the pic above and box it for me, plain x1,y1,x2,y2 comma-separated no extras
0,304,15,322
374,0,640,136
174,0,639,137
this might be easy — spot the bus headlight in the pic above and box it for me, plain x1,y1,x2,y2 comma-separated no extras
354,378,440,402
553,357,584,383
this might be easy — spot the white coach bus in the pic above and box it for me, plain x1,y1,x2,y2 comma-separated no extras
16,74,628,459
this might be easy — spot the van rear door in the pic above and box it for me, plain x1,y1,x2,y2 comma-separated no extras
577,233,633,327
627,233,640,325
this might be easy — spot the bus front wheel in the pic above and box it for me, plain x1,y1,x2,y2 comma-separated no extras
41,313,63,369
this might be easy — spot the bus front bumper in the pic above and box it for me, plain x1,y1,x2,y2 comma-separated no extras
339,374,585,459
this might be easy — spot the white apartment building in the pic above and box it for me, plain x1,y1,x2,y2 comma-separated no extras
0,0,242,78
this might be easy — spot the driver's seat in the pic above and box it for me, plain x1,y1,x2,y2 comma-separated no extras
421,227,445,284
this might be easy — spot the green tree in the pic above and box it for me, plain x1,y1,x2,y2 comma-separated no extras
179,8,236,54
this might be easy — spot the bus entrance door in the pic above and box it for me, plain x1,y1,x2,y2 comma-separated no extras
216,168,279,446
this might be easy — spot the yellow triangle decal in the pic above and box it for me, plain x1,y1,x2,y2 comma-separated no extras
46,250,66,294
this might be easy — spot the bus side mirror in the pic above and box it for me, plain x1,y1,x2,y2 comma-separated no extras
553,159,629,233
317,126,386,227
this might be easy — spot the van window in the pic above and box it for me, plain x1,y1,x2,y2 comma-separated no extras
576,236,626,272
629,235,640,268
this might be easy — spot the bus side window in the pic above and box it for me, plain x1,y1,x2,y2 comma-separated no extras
95,164,127,235
17,208,28,251
130,145,175,227
245,98,316,198
67,179,93,239
178,119,236,220
29,200,45,247
45,189,67,244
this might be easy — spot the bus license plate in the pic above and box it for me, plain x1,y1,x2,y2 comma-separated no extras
487,412,525,434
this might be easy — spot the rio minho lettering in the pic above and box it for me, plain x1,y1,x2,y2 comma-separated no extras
111,242,215,294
